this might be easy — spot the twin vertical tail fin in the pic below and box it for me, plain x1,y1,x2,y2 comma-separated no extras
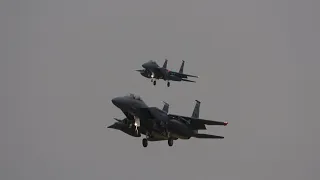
162,101,169,113
163,59,184,73
192,100,200,118
179,60,185,73
163,59,168,69
192,100,201,134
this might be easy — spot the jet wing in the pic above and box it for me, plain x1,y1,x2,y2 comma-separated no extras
168,114,228,126
193,133,224,139
169,71,198,78
106,121,142,137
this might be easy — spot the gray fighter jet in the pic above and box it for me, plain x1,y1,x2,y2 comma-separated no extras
107,94,228,147
136,59,198,87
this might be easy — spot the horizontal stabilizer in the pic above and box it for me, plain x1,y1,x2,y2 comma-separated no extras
181,79,196,83
193,134,224,139
196,119,228,126
184,74,199,78
169,71,199,79
168,114,228,126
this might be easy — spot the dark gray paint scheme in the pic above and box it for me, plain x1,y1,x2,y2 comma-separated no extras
136,59,198,87
3,1,317,179
108,94,228,147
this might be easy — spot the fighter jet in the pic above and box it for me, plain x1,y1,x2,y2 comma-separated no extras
108,94,228,147
136,59,198,87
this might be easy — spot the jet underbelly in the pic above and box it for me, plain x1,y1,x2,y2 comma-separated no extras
167,119,192,139
170,133,190,139
150,131,168,140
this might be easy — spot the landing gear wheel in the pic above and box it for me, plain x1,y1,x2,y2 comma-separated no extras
153,80,156,86
167,82,170,87
142,138,148,147
168,138,173,146
134,130,139,137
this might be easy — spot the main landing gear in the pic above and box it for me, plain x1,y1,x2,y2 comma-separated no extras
142,138,174,147
142,131,150,147
168,138,173,146
142,138,148,147
151,79,170,87
141,132,174,147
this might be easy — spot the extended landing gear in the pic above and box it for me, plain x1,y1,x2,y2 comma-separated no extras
142,131,151,147
151,79,157,85
142,138,148,147
167,81,170,87
168,138,173,146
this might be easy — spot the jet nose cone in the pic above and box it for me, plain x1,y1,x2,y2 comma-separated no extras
142,62,148,68
111,97,121,107
111,98,116,104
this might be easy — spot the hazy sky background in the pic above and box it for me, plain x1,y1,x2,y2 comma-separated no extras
1,0,319,180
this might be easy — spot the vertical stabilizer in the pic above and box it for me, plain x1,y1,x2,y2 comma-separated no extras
192,100,200,118
192,100,200,134
163,59,168,69
179,60,185,73
162,101,169,113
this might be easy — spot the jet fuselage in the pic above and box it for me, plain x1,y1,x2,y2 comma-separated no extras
111,95,194,140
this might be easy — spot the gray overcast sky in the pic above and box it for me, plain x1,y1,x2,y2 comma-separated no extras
1,0,319,180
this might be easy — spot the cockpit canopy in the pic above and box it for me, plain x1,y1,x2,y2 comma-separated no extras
147,60,156,64
125,93,143,101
